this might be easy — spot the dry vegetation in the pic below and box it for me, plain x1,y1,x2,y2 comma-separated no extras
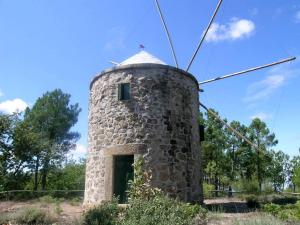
1,197,297,225
0,197,83,225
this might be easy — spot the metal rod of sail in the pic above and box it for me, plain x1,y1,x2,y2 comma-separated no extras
200,102,260,151
155,0,179,68
199,56,296,85
186,0,223,72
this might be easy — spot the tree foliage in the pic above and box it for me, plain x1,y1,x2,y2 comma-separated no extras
23,89,81,190
201,108,295,194
0,89,82,192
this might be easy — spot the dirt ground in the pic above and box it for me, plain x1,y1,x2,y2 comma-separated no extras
0,198,264,225
0,200,83,224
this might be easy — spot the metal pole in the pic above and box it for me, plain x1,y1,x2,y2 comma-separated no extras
200,102,260,151
155,0,179,68
199,56,296,85
186,0,223,72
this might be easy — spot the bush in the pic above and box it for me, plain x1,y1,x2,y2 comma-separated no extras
0,212,12,224
262,200,300,221
39,195,57,203
122,195,206,225
233,179,260,194
81,157,207,225
82,196,206,225
127,158,162,200
243,179,260,194
203,183,214,199
272,196,298,205
83,199,119,225
245,195,260,208
15,207,57,225
263,203,281,215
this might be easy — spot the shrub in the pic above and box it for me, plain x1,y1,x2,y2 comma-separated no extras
54,201,63,215
272,196,298,205
39,195,57,203
122,195,206,225
15,207,57,225
245,195,260,208
0,212,12,224
233,179,260,194
203,183,214,199
127,158,162,200
262,201,300,221
122,158,206,225
262,203,281,215
83,199,119,225
70,197,82,206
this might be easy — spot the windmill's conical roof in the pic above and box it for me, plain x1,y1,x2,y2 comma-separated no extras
120,50,166,66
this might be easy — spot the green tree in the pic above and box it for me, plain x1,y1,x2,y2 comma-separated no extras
12,118,47,190
0,113,34,190
24,89,81,190
268,150,290,192
0,113,15,190
46,159,86,190
292,166,300,192
290,155,300,192
248,118,278,192
201,109,230,195
225,121,249,181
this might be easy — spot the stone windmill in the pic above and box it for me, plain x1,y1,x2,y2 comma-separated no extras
83,0,296,207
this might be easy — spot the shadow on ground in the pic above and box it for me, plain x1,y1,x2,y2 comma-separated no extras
205,201,256,213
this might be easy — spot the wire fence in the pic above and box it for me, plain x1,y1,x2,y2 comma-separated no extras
0,190,84,201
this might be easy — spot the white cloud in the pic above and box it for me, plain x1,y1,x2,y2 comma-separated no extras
68,144,87,159
75,144,87,154
243,63,300,105
250,112,272,121
206,18,255,42
0,98,28,114
295,11,300,23
244,75,285,103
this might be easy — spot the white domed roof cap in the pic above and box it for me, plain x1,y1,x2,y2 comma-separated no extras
120,50,166,66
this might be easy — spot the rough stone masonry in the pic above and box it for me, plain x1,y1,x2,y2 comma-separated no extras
84,63,202,208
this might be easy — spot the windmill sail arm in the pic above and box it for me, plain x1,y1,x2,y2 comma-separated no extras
199,56,296,85
200,102,261,152
154,0,179,68
186,0,223,72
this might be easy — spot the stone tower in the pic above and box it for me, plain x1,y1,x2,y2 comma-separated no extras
84,50,202,207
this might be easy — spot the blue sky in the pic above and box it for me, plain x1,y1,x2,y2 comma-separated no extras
0,0,299,158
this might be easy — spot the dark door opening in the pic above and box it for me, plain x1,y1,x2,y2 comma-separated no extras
113,155,134,203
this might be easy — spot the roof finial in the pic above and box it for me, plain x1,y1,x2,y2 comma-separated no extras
139,44,145,50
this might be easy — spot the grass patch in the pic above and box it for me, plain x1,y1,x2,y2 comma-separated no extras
0,212,14,224
262,201,300,221
232,214,285,225
15,207,57,225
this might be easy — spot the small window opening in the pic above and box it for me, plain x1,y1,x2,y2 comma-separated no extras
118,83,131,100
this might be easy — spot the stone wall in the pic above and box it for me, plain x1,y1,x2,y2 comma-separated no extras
84,64,202,207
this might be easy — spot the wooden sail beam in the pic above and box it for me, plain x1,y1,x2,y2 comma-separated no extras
199,56,296,85
154,0,179,68
186,0,223,72
200,102,261,152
